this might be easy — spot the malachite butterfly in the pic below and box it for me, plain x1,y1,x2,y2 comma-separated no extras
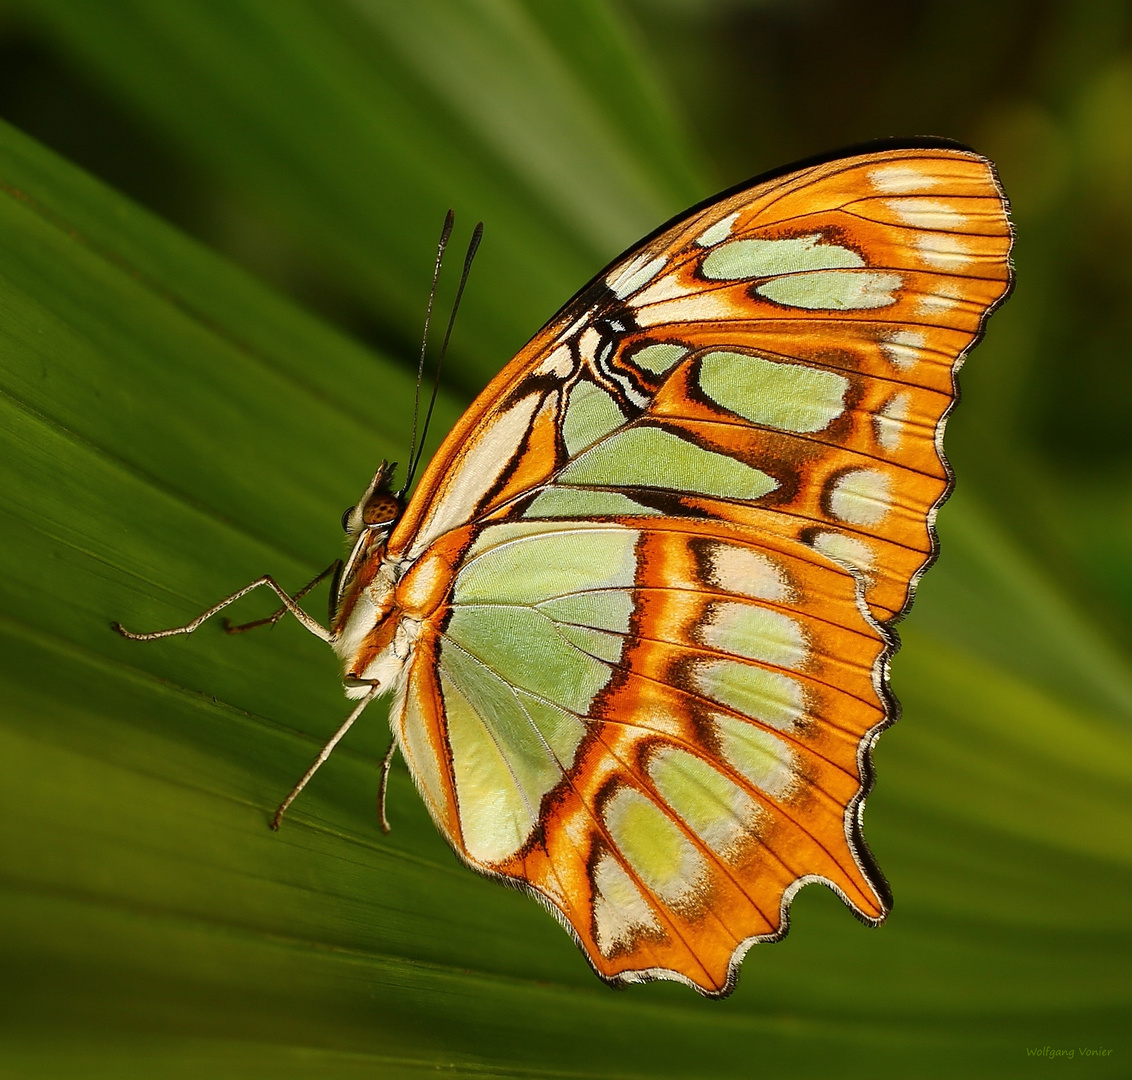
117,140,1013,997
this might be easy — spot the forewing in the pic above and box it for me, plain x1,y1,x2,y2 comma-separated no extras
390,145,1013,622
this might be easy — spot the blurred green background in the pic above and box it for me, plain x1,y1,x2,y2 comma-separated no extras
0,1,1128,1077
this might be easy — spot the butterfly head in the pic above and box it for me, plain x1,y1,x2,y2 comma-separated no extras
341,461,404,541
330,461,405,635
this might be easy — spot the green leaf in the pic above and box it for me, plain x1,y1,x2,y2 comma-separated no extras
0,3,1130,1077
13,0,706,393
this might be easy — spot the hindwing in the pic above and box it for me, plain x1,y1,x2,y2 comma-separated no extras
391,518,891,993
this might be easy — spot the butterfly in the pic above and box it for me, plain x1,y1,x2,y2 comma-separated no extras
116,140,1013,997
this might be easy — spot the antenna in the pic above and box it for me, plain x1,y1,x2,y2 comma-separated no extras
404,220,484,493
404,210,455,495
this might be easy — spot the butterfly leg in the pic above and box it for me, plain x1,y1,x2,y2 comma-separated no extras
272,681,381,830
223,562,339,635
112,575,332,644
377,736,398,834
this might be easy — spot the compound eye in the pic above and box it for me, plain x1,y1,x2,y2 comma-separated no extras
362,492,401,527
341,507,354,532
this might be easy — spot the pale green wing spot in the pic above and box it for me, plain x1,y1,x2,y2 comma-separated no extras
691,659,805,732
455,525,638,606
875,392,911,451
757,270,902,310
711,713,798,799
557,425,779,501
556,622,625,664
440,638,601,863
701,234,863,280
648,746,762,859
523,486,662,519
537,589,634,634
610,253,667,299
631,342,688,375
828,468,892,526
869,164,938,194
563,380,626,456
811,531,876,576
880,328,926,370
604,787,707,907
395,682,450,824
512,688,588,771
701,602,809,670
464,518,635,560
445,605,615,716
592,853,662,955
704,542,792,602
441,642,566,804
695,210,741,247
698,350,848,434
464,519,570,558
440,667,537,864
408,390,542,559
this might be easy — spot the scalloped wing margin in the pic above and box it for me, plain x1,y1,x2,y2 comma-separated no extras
390,518,896,995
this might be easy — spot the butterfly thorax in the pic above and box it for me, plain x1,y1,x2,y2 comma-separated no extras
330,462,423,698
